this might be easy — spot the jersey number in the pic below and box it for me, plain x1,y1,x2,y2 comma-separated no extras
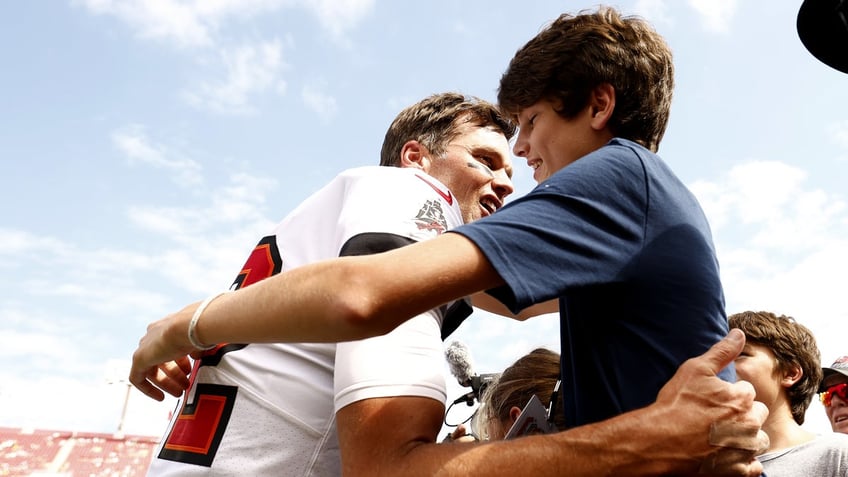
158,236,283,466
158,384,238,467
231,235,283,290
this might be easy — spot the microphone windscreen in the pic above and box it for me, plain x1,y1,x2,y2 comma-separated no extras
445,340,474,386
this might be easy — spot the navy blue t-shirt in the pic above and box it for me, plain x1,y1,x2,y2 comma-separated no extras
451,138,732,428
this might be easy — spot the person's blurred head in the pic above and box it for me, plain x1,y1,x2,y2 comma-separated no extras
820,355,848,434
729,311,821,425
474,348,565,440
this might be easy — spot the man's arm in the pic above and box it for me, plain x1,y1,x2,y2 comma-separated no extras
207,232,496,342
337,330,768,477
130,233,496,399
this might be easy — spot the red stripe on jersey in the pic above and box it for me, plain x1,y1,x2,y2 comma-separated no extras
415,174,453,205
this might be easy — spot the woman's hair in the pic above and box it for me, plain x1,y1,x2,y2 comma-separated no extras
474,348,565,440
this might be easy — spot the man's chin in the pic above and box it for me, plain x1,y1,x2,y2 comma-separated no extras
832,419,848,434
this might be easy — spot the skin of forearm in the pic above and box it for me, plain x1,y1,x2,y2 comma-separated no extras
350,406,687,477
190,234,499,346
187,257,390,346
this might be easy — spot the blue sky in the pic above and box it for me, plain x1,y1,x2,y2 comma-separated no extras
1,0,846,439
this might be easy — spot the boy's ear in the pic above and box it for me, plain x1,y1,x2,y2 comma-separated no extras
589,83,616,130
399,140,431,171
781,364,804,388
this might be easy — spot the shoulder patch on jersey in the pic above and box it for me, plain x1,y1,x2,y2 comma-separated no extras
414,200,448,234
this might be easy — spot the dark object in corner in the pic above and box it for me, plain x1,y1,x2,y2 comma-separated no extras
797,0,848,73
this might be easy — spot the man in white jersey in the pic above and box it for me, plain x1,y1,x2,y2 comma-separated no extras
145,92,516,475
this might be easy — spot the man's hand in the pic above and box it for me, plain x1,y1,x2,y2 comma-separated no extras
444,424,477,443
654,328,769,476
129,303,202,400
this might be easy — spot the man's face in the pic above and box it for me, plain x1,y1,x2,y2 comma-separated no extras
425,123,513,223
513,99,611,184
822,374,848,434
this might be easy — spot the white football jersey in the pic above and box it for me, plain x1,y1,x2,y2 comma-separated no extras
147,166,471,476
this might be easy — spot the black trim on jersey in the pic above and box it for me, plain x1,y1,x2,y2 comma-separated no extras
339,232,416,256
439,298,472,340
339,232,472,340
199,343,249,366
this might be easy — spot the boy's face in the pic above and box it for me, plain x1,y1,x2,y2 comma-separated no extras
513,99,612,183
734,342,785,411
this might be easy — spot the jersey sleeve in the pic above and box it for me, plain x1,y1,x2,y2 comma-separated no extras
334,167,464,248
331,168,463,410
333,310,447,411
451,144,648,313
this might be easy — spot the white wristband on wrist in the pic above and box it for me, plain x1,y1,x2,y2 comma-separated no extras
188,292,229,350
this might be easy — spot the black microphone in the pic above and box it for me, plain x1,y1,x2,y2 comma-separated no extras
451,373,499,406
452,391,476,406
445,340,475,387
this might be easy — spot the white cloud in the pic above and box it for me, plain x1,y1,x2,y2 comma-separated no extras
304,0,375,40
183,40,288,114
75,0,215,48
690,160,848,413
0,229,177,319
76,0,373,114
0,171,286,444
0,328,76,362
0,229,68,258
829,120,848,150
126,171,278,294
0,370,173,436
633,0,673,25
113,125,204,186
692,160,846,252
688,0,736,34
451,20,472,37
301,83,339,122
0,168,276,316
0,305,161,442
127,172,276,240
75,0,374,49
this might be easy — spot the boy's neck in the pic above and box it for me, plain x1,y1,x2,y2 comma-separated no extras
763,403,816,452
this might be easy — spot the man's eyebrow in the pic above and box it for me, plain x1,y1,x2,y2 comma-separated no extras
466,144,513,179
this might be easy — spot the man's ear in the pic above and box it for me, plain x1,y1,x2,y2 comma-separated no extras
588,83,616,131
781,364,804,389
399,140,431,171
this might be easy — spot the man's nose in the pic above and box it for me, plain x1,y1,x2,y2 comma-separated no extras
492,170,514,201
